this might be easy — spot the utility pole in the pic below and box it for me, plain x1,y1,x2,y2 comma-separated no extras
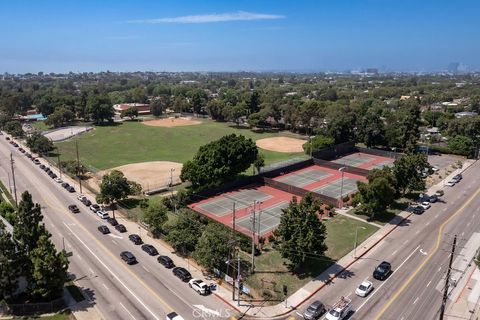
237,255,241,306
75,140,82,194
440,234,457,320
10,153,18,206
251,200,256,274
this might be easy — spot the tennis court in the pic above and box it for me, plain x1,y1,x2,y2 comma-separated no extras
276,168,332,187
313,177,360,199
196,189,272,217
236,201,290,236
332,153,374,167
332,152,394,170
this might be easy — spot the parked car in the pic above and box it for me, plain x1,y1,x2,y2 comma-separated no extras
90,204,101,213
413,206,425,214
453,173,462,181
39,164,46,169
172,267,191,282
303,300,326,320
68,204,80,213
141,244,158,256
18,148,25,153
77,194,87,201
373,261,392,280
355,280,374,297
107,217,118,226
419,201,431,210
446,180,456,187
66,186,75,193
128,234,143,245
97,211,109,219
54,177,63,183
115,224,127,233
80,197,90,205
98,225,110,234
431,166,439,172
428,194,438,203
26,153,32,158
120,251,137,265
157,255,175,268
435,189,444,197
61,182,70,188
33,159,40,165
188,279,210,295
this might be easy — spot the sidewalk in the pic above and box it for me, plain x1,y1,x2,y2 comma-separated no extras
213,159,476,318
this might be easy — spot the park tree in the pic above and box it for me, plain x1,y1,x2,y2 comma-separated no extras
206,99,226,121
448,135,475,157
303,135,335,156
165,209,205,254
140,201,168,237
26,132,54,155
151,95,171,117
28,232,69,300
86,94,114,124
253,153,265,174
4,121,24,137
224,102,247,127
324,106,356,143
355,170,397,219
97,170,141,217
275,194,327,269
180,134,259,191
45,106,75,128
13,191,45,256
393,153,430,195
193,223,231,270
59,160,88,178
120,106,139,120
398,100,421,153
246,91,261,114
447,116,480,140
0,225,21,301
190,89,207,114
356,110,386,148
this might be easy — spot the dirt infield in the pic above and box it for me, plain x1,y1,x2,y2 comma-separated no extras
143,117,202,127
101,161,183,192
256,137,306,153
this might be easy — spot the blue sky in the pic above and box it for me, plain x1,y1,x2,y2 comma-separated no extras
0,0,479,73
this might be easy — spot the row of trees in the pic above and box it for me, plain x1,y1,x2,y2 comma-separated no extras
0,192,69,302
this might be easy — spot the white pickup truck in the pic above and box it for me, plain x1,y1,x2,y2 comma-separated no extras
325,296,352,320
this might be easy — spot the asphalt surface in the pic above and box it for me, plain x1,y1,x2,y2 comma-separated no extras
292,160,480,320
0,135,233,320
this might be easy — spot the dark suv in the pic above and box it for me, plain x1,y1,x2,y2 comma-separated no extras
107,217,118,226
128,234,143,245
303,300,326,320
141,244,158,256
413,206,424,214
172,267,191,282
373,261,392,280
158,255,175,268
120,251,137,265
68,204,80,213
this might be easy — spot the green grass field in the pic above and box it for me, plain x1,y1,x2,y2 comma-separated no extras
54,120,306,171
244,215,378,301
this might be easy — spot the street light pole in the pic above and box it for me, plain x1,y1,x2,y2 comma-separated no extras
353,226,366,258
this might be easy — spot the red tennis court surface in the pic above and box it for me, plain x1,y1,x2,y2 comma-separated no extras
274,164,367,198
332,152,394,170
189,184,297,238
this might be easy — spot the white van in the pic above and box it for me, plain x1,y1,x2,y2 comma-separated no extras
166,312,184,320
97,211,109,219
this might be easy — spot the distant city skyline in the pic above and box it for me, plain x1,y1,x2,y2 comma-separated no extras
0,0,479,73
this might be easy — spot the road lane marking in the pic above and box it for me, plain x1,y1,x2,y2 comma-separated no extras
111,239,118,245
89,268,94,274
435,214,439,218
63,222,163,320
391,249,398,257
142,265,150,273
356,245,420,313
103,283,109,290
425,222,430,226
404,240,409,244
413,297,419,304
375,186,480,320
438,266,442,272
419,249,427,255
462,232,465,236
467,222,471,227
415,230,420,234
426,280,432,287
120,302,138,320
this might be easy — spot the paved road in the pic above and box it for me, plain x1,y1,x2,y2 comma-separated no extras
0,135,233,320
292,160,480,320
